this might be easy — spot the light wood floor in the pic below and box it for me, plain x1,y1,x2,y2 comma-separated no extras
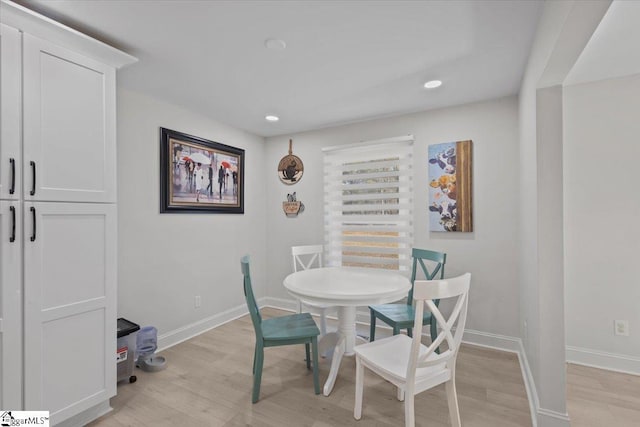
567,363,640,426
88,309,638,426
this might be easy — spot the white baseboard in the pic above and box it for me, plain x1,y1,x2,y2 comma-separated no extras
267,299,525,354
515,340,571,427
566,345,640,376
458,328,522,353
517,340,540,427
157,297,295,352
56,401,112,427
262,296,298,312
536,408,571,427
157,303,249,352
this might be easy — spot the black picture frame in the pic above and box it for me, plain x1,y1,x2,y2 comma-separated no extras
160,127,244,214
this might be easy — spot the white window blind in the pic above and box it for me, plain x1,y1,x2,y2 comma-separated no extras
323,136,414,272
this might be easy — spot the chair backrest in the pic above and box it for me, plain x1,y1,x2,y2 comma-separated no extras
241,255,262,341
407,248,446,303
406,273,471,383
291,245,323,272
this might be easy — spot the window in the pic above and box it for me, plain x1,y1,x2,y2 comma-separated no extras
323,136,413,272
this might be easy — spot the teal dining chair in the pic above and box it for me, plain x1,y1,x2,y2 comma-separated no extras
241,255,321,403
368,248,446,345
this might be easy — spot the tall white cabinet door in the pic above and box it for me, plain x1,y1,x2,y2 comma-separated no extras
23,202,116,423
0,24,21,200
0,201,22,409
23,34,116,203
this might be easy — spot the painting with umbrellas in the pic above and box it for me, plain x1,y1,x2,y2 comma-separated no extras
160,127,244,213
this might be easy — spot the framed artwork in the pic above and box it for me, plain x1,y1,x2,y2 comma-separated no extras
160,127,244,214
428,140,473,232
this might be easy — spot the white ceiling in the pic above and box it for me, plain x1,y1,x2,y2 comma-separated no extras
566,0,640,86
18,0,542,137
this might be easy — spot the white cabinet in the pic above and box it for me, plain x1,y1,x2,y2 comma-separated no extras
24,203,116,422
1,1,135,424
0,201,22,409
23,34,117,203
0,23,21,200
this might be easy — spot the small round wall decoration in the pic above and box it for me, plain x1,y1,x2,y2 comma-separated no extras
278,139,304,184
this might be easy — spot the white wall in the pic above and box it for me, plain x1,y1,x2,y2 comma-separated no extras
116,88,267,339
535,85,569,421
265,96,520,338
564,73,640,369
518,3,575,423
519,46,541,389
518,1,611,425
518,0,578,391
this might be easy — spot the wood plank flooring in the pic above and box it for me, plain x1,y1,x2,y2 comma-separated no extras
87,308,638,426
567,363,640,427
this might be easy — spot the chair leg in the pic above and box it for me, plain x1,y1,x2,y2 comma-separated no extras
393,326,400,335
312,337,320,395
305,343,311,370
404,390,415,427
369,311,376,342
445,379,461,427
354,356,364,420
397,386,405,401
407,327,413,338
252,344,264,403
252,345,257,373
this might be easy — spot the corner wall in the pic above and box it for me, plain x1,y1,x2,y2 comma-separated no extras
564,73,640,374
264,96,520,339
518,1,611,425
116,88,267,344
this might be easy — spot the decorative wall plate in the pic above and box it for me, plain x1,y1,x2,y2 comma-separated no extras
278,139,304,184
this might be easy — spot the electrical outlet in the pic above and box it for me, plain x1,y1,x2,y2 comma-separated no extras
614,320,629,336
195,295,201,308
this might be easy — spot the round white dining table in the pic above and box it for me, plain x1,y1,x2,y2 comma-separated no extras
283,266,411,396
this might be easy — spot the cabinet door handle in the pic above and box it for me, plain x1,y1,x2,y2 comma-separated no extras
30,206,36,242
9,206,16,243
30,161,36,196
9,158,15,195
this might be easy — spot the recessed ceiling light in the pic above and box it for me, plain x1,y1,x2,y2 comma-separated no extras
423,80,443,89
265,115,280,122
265,38,286,50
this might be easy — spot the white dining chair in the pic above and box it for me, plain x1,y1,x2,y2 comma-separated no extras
354,273,471,427
291,245,332,336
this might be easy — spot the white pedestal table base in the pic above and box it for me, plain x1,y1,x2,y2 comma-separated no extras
321,306,359,396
